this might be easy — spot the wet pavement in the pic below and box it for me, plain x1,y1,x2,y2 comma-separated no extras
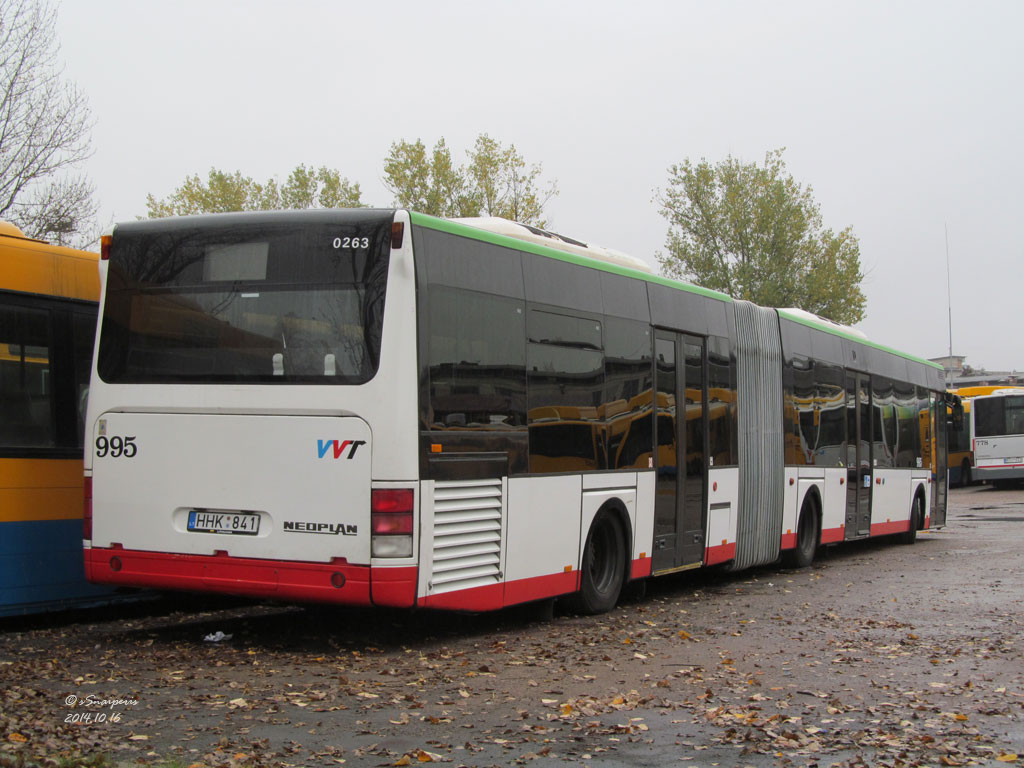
2,485,1022,767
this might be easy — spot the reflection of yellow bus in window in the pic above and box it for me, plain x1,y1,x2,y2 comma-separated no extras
791,389,847,467
0,220,134,616
528,404,603,473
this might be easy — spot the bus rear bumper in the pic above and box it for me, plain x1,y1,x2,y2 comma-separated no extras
84,547,417,608
975,465,1024,483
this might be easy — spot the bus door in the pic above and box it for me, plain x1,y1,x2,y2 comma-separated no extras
845,372,872,538
652,331,707,573
931,394,948,526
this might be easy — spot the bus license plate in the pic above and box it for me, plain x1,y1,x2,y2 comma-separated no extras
1004,457,1022,465
187,510,260,536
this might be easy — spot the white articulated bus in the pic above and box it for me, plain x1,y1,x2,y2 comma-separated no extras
971,389,1024,488
83,210,954,614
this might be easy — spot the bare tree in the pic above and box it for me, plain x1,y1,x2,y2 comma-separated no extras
0,0,96,245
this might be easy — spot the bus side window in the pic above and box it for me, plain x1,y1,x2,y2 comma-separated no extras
0,303,56,448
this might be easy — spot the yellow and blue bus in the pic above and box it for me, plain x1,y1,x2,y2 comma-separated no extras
0,220,124,615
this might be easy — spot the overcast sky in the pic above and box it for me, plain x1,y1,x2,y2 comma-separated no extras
55,0,1023,371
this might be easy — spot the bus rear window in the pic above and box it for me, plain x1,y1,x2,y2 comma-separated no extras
975,395,1024,437
97,211,393,384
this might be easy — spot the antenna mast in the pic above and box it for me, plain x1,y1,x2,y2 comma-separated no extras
945,224,953,388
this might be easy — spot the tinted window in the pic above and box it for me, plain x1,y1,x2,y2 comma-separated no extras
528,311,604,471
601,272,649,322
0,303,54,448
976,395,1024,437
72,312,96,446
791,356,814,465
528,310,601,349
810,329,844,366
417,226,525,297
427,287,526,430
605,318,652,469
655,337,676,476
872,377,895,468
707,336,735,466
523,252,602,313
894,381,921,467
98,213,392,384
918,387,932,469
815,362,846,467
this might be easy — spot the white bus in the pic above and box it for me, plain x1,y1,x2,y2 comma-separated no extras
83,210,953,614
971,389,1024,488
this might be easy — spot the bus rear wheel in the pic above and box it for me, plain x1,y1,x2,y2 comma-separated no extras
784,498,819,569
900,495,922,545
567,510,626,615
960,460,972,487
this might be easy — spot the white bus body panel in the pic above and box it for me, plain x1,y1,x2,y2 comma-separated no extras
820,467,846,538
505,475,583,585
782,466,799,538
634,471,656,562
975,435,1024,478
707,466,738,561
871,468,910,531
90,413,372,563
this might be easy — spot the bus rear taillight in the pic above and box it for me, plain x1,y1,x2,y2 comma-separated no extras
83,476,93,540
100,235,112,260
371,489,414,558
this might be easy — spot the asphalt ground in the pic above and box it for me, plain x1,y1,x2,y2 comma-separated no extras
2,485,1022,767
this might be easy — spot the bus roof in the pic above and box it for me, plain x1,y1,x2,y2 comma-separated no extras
409,211,941,374
409,211,732,303
777,308,942,372
0,221,99,302
951,385,1024,399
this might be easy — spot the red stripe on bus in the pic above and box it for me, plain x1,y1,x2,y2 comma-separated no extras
705,541,735,566
370,565,418,608
820,526,845,544
84,547,396,606
504,570,578,604
780,532,797,550
419,559,653,612
869,520,911,537
419,570,579,611
631,556,652,580
418,583,504,612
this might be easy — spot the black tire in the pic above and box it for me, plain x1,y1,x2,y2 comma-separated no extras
567,510,627,615
961,460,972,487
901,495,922,545
784,499,819,568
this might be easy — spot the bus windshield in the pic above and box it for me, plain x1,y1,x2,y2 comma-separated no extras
97,211,393,384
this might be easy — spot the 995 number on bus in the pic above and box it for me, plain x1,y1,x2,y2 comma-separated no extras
95,435,137,458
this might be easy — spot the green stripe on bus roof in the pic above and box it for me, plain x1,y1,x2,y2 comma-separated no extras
777,308,942,371
410,213,935,371
409,211,732,303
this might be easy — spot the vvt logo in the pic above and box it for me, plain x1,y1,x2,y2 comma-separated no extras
317,439,367,460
